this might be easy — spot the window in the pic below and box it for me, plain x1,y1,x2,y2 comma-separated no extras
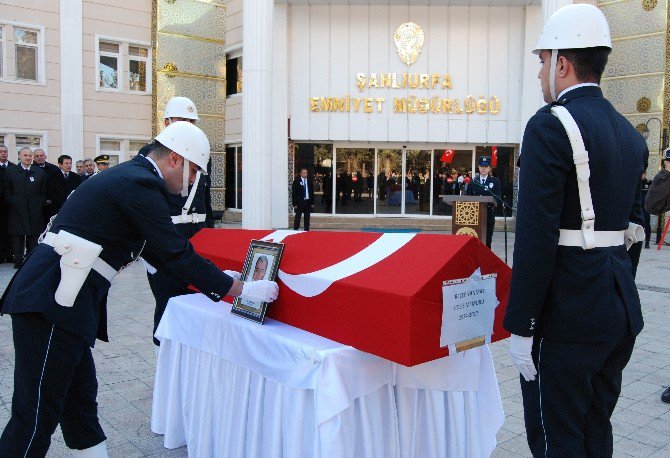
97,136,150,165
0,22,44,84
128,45,149,92
15,28,38,81
96,36,151,94
226,56,242,97
0,132,45,161
0,26,4,79
98,41,120,89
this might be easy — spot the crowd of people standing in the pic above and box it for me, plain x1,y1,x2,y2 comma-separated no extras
0,144,109,268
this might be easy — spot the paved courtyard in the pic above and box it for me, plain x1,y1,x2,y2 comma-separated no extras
0,229,668,457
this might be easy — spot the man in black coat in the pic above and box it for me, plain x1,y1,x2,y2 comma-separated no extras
49,154,82,216
503,5,648,456
4,147,47,268
292,167,314,231
0,145,15,263
466,156,502,248
32,148,60,227
138,96,216,346
0,122,279,457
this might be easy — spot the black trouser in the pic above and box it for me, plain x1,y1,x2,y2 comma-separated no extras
520,328,635,457
148,270,193,346
0,314,106,457
293,200,311,231
11,235,38,263
485,207,495,248
643,209,651,244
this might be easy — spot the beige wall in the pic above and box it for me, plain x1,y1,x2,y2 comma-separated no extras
0,1,61,162
82,0,152,160
226,0,243,49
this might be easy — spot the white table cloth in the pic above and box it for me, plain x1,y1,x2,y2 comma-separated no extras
151,294,504,457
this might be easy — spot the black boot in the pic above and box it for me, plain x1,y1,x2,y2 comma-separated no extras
645,241,650,249
662,386,670,403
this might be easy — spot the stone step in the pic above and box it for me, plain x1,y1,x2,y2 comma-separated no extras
222,212,516,232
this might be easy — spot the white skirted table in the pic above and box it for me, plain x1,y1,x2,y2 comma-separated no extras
151,294,504,457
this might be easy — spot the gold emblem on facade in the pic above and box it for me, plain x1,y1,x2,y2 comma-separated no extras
636,97,651,113
393,22,425,66
456,227,479,238
455,201,479,226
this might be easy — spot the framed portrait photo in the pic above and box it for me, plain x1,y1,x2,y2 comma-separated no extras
231,239,285,323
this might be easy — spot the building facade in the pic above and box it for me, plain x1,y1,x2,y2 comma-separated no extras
1,0,668,229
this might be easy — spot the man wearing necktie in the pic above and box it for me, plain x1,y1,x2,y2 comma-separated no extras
4,147,46,267
48,155,82,217
291,167,314,231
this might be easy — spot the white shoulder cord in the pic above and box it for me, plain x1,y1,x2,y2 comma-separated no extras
550,105,597,250
181,170,202,218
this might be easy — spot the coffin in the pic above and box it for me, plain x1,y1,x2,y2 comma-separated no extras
190,229,511,366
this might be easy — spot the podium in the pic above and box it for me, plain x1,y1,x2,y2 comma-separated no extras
442,195,496,242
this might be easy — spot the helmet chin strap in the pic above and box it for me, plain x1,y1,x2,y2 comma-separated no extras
181,159,190,197
181,170,202,217
549,49,558,102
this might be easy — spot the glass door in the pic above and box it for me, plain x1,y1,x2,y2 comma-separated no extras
404,149,432,216
375,149,403,215
334,148,375,215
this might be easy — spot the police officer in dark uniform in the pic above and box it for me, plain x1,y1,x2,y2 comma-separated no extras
93,155,110,174
138,96,216,345
0,121,278,457
465,156,502,248
503,5,648,456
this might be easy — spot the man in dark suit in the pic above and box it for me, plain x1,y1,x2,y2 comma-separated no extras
49,155,82,216
503,5,648,456
292,167,314,231
137,96,216,346
0,145,15,262
466,156,502,248
0,122,279,457
81,158,95,181
4,147,47,268
32,148,60,230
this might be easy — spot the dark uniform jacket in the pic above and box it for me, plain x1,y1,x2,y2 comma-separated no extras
644,169,670,215
49,169,82,214
465,174,502,207
0,155,233,346
4,164,47,236
504,86,648,342
291,176,314,206
139,143,214,237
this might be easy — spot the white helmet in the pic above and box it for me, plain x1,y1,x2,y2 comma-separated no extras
164,96,199,121
154,121,210,171
534,4,611,101
534,4,611,54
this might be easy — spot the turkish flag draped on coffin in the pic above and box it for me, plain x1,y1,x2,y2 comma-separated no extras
190,229,511,366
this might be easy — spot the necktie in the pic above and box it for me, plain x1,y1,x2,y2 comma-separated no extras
303,179,308,199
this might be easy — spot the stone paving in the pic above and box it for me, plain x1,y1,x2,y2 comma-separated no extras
0,229,668,457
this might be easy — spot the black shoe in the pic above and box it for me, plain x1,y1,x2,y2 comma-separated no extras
13,262,21,269
662,386,670,403
644,242,650,249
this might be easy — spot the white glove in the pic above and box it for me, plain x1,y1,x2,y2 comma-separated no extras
240,280,279,303
223,270,242,281
509,334,537,382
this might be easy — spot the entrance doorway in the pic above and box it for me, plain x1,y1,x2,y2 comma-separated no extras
292,143,515,218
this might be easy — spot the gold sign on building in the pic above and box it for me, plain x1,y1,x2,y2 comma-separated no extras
309,22,502,116
393,22,424,66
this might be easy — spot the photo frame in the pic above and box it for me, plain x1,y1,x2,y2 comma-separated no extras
231,239,285,324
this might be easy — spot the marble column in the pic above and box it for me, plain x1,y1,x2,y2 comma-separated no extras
60,0,84,161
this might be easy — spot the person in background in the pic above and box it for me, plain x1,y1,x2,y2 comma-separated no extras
49,155,82,215
81,158,95,180
0,145,15,263
640,172,652,249
4,147,47,268
93,155,110,174
75,160,85,176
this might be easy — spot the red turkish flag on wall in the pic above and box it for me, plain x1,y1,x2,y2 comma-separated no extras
491,146,498,167
440,149,454,164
